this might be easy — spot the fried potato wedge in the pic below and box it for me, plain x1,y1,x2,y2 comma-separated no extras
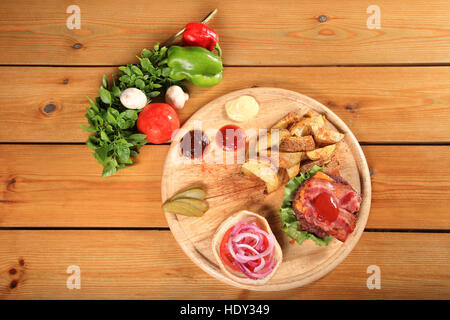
300,158,332,173
276,152,302,168
312,127,345,145
306,144,337,161
286,162,300,179
289,114,325,137
279,135,315,152
289,118,311,137
307,114,326,131
256,128,290,152
241,159,279,193
271,111,303,129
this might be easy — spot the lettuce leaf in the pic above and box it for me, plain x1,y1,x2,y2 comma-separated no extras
278,165,333,247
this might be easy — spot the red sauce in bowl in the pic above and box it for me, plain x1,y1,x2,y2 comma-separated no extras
180,130,210,159
216,124,246,151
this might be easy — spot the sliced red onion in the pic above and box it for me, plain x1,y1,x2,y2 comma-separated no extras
253,256,266,272
232,232,260,244
225,217,277,280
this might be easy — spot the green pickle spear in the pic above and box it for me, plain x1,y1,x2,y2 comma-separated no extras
169,187,206,201
163,187,208,217
175,198,209,212
162,200,205,217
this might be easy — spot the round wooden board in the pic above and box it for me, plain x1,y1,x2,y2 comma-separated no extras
161,87,371,291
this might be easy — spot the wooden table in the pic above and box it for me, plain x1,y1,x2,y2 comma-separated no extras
0,0,449,300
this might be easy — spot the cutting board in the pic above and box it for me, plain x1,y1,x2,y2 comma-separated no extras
161,87,371,291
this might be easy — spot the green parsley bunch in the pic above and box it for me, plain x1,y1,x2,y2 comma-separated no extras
80,44,183,177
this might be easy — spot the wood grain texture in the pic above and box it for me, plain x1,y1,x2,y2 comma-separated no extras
2,1,450,65
0,231,448,299
2,66,450,143
0,145,167,227
1,144,449,229
161,87,371,291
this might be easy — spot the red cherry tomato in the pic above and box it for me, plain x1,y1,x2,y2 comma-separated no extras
137,103,180,144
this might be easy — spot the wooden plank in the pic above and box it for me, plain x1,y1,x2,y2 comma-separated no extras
2,66,450,143
0,231,448,299
0,145,166,227
1,145,449,230
364,146,450,230
2,1,450,65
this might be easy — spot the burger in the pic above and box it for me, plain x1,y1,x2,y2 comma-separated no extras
279,165,362,246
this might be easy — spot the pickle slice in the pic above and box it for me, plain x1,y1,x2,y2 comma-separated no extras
162,200,205,217
174,198,209,212
169,187,206,201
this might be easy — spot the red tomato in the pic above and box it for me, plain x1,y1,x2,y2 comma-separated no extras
137,103,180,144
219,227,241,272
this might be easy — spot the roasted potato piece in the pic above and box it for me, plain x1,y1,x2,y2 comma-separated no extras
286,162,300,179
303,110,313,118
279,135,315,152
307,114,326,131
271,111,303,129
300,158,332,173
289,114,325,137
289,118,311,137
276,152,302,168
306,144,337,161
277,169,289,186
256,129,290,152
312,127,345,145
241,159,279,193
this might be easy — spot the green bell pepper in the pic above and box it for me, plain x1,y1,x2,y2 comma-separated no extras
167,45,223,87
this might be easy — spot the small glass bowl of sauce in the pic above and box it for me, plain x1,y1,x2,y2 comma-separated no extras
215,124,246,152
179,130,210,159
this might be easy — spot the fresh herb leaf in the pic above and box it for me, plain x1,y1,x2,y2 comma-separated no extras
81,44,183,176
102,75,109,89
102,159,117,177
98,87,112,105
79,124,96,133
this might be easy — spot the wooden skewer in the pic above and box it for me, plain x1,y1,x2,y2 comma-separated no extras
162,8,218,47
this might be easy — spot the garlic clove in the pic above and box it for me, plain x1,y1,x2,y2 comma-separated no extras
165,85,189,110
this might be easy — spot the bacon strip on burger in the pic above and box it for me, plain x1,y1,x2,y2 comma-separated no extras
292,171,361,242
